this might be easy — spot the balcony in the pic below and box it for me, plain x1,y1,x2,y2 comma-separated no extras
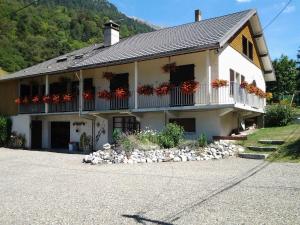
17,82,265,114
49,95,79,113
93,83,265,112
19,103,45,114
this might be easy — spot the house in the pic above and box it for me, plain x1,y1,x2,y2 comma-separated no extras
0,9,275,150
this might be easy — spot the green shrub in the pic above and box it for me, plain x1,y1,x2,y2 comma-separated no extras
79,132,92,152
112,129,122,143
120,136,134,153
198,133,208,147
265,104,295,127
158,123,184,148
0,116,12,146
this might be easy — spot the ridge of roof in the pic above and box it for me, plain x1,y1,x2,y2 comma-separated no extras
1,9,257,81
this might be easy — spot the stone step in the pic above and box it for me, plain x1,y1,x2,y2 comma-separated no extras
258,140,285,145
238,153,269,160
247,146,278,151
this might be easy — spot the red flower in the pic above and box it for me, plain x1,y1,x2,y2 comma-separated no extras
137,85,154,95
180,80,199,94
97,90,112,100
211,79,228,88
83,91,94,101
115,88,129,99
15,98,22,105
42,95,51,104
102,72,115,80
32,96,40,104
240,81,248,89
162,63,176,73
63,94,73,102
155,82,173,96
52,95,60,104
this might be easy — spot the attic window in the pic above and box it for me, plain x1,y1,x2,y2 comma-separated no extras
242,35,254,61
74,54,83,59
56,57,67,63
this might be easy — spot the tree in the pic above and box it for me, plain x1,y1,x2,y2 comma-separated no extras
267,55,298,101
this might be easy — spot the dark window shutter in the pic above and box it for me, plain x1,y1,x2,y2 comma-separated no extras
248,42,253,60
242,36,248,55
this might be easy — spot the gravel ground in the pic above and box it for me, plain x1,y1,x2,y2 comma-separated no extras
0,147,299,225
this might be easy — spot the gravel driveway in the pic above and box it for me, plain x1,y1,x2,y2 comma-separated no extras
0,148,299,225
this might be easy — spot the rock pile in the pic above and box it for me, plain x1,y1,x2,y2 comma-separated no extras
82,141,245,165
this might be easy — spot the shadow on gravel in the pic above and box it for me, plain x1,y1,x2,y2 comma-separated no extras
122,214,174,225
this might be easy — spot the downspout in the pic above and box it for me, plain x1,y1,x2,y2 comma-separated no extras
77,69,96,151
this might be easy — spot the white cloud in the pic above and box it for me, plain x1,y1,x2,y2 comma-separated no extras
283,5,296,14
236,0,252,3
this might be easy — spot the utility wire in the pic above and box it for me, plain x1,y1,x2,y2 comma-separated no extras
0,0,39,20
263,0,292,31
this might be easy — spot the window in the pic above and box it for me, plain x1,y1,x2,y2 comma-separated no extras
113,116,140,133
84,78,93,91
242,36,248,55
230,69,235,96
169,118,196,132
242,35,254,61
241,75,245,83
248,42,253,60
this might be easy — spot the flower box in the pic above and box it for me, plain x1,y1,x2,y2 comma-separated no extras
83,91,94,101
42,95,51,104
97,90,112,100
180,80,199,94
63,94,73,102
155,82,173,96
52,95,60,104
137,85,154,95
115,88,129,99
211,79,228,88
162,62,176,73
102,72,115,80
32,96,40,104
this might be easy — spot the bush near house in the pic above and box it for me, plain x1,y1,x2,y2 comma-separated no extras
0,116,12,146
157,123,184,148
264,103,295,127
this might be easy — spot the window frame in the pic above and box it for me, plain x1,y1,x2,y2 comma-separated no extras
169,118,196,133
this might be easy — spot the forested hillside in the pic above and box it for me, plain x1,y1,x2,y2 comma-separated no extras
0,0,154,73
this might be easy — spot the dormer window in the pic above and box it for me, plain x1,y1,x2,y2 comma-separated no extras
74,54,83,60
56,57,67,63
242,35,253,61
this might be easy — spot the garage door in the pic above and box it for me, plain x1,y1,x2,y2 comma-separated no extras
51,122,70,149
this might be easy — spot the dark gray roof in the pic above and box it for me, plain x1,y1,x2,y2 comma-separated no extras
0,44,105,80
75,9,256,68
1,9,258,81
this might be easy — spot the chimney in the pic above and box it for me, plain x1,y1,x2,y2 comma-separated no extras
104,20,120,47
195,9,202,22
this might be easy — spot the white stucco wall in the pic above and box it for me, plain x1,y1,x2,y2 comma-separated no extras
139,109,238,140
11,115,31,148
218,45,265,91
36,114,108,150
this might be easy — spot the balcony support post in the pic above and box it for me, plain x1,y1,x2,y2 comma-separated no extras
134,61,138,109
45,75,49,113
79,70,83,114
206,50,212,104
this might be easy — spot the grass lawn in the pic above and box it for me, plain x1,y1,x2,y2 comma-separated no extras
239,124,300,162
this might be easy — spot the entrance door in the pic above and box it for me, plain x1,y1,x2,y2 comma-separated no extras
31,120,42,149
51,122,70,149
110,73,129,110
170,64,195,106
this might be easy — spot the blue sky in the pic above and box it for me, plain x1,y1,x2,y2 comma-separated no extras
109,0,299,60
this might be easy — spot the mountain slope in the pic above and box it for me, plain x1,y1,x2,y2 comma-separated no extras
0,0,154,73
